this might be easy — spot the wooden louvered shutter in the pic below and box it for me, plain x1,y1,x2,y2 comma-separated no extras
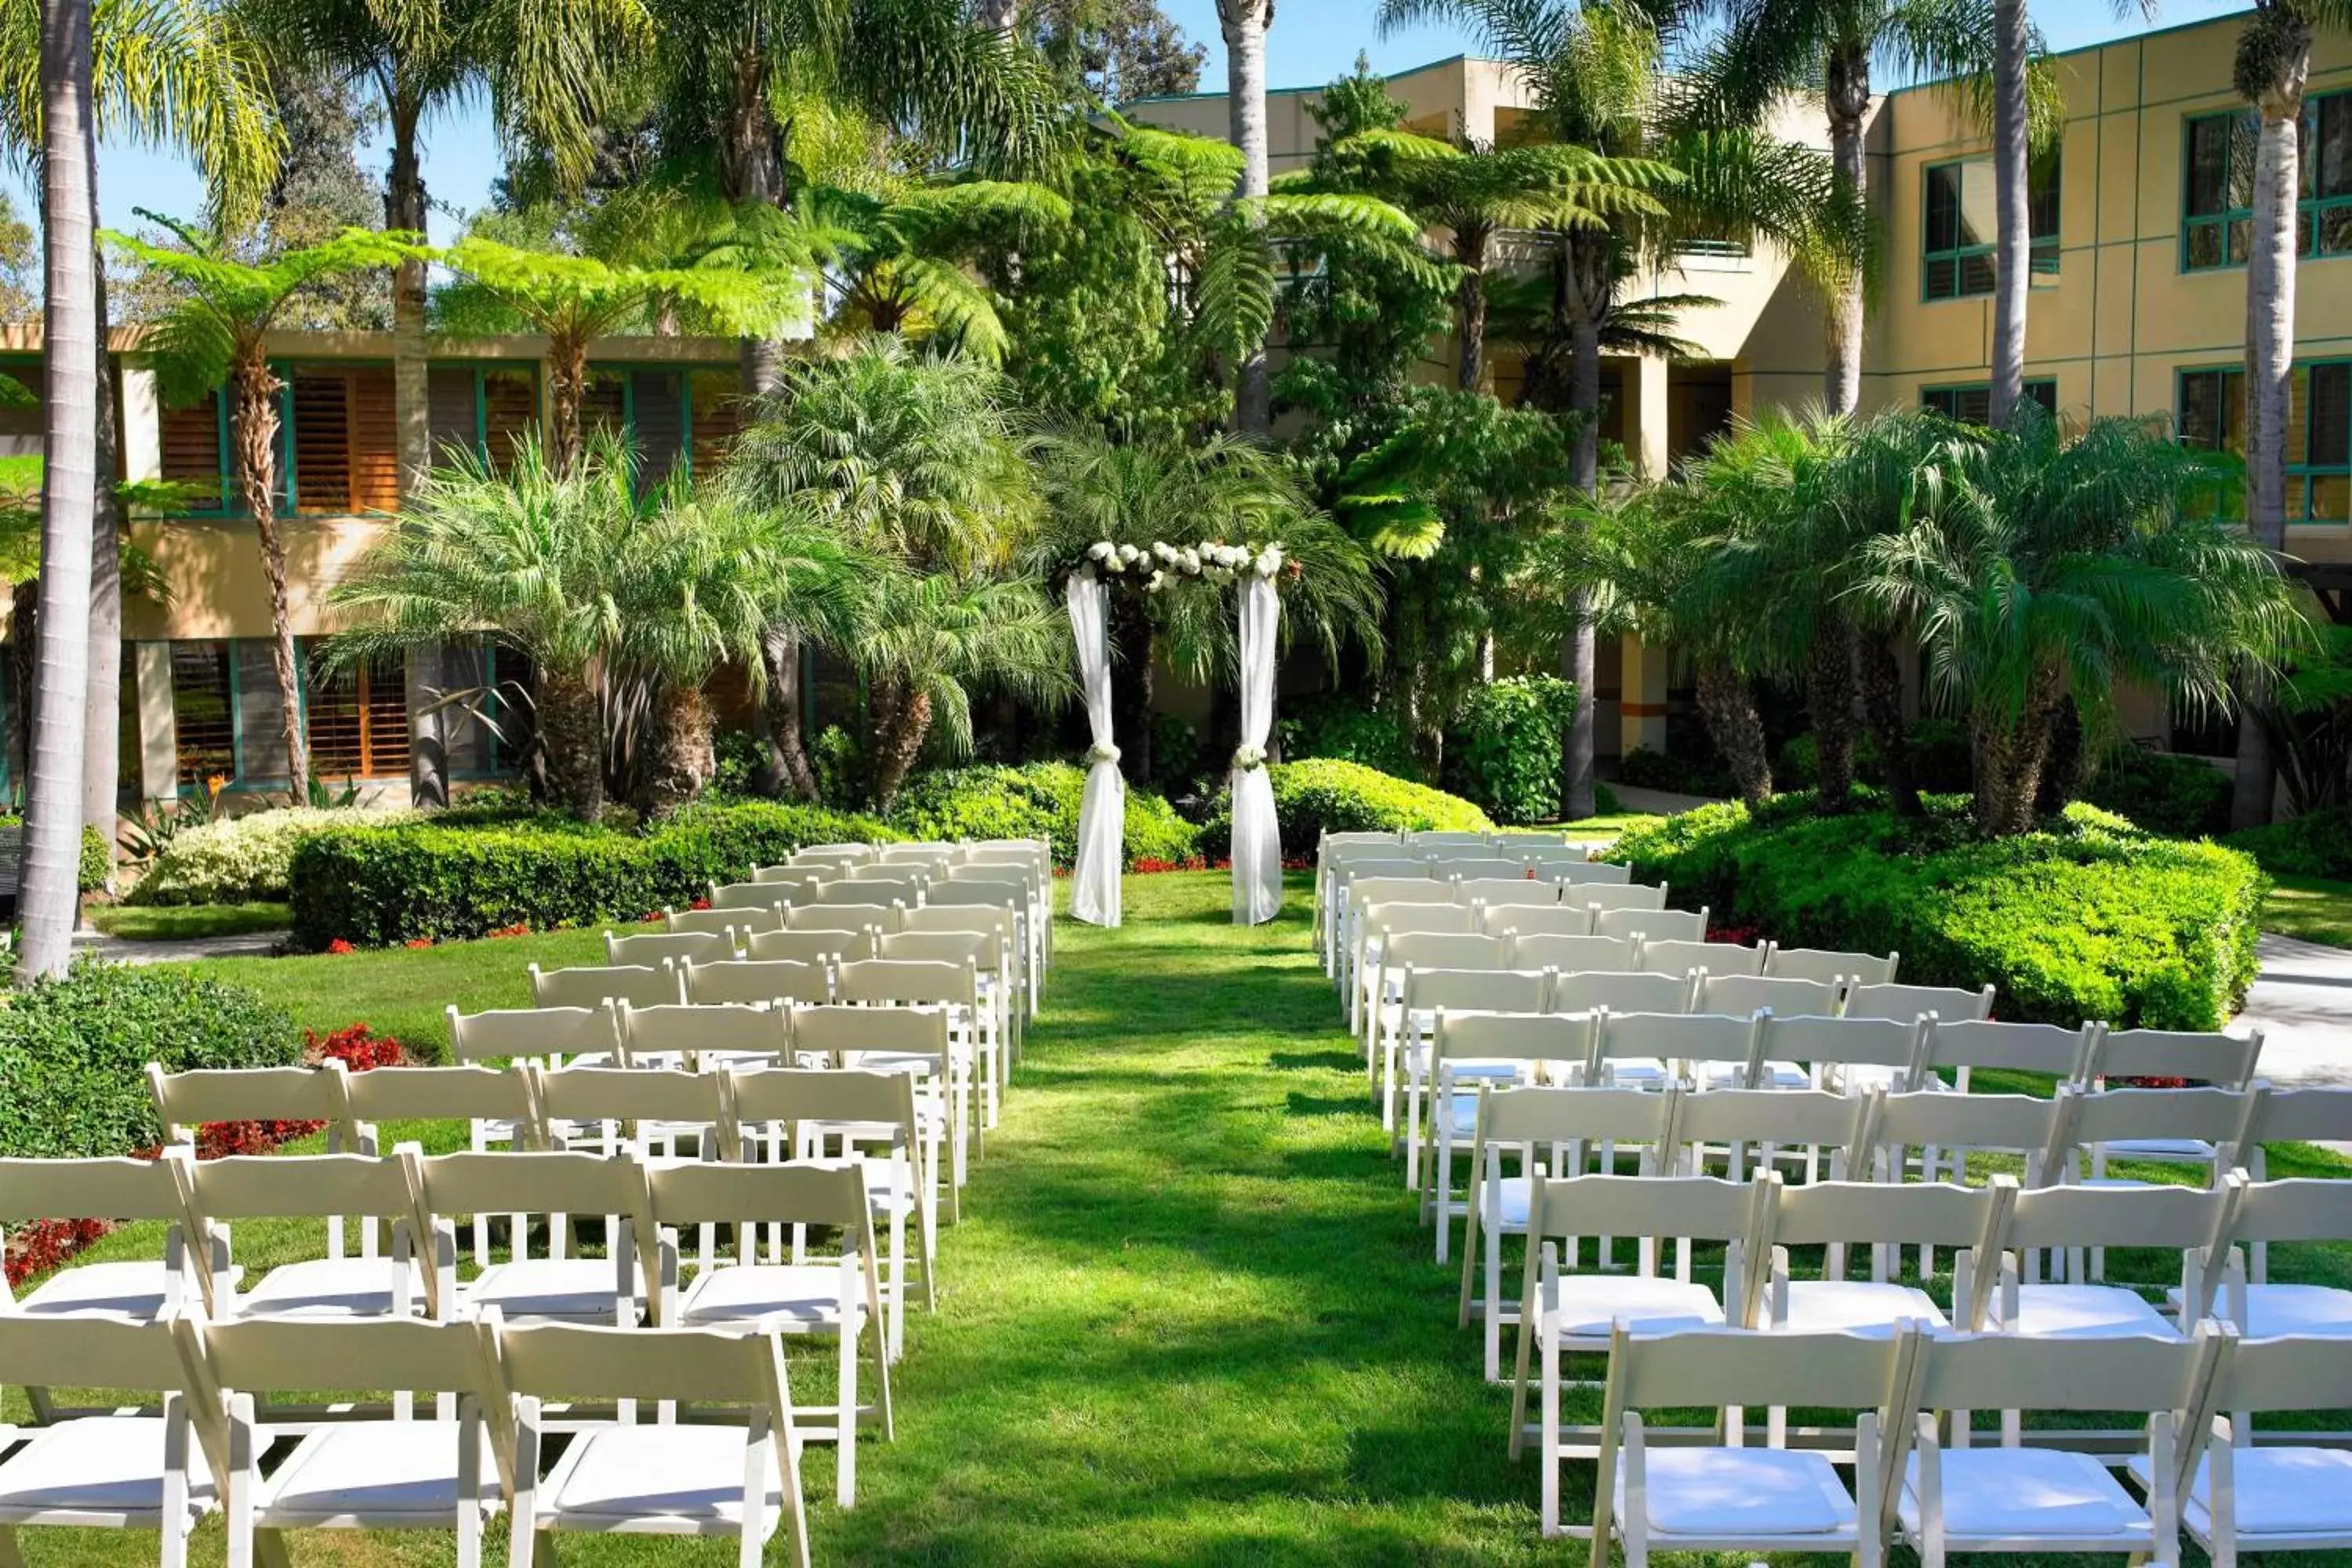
304,642,363,778
427,367,477,463
291,370,353,513
169,641,234,789
630,371,685,492
582,373,626,441
348,366,399,510
689,370,742,477
160,391,223,503
484,368,539,472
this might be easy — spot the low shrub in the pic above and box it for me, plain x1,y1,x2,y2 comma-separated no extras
1194,757,1491,859
1277,697,1421,781
128,807,415,906
0,964,300,1160
289,800,899,948
2227,804,2352,880
886,761,1196,870
1444,676,1577,825
2080,746,2234,840
1610,795,2266,1029
79,824,109,895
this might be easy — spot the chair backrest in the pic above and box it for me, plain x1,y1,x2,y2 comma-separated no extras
1640,938,1755,978
1766,1174,2007,1250
727,1066,919,1136
1382,931,1511,973
150,1064,349,1145
1874,1091,2065,1170
1762,1014,1926,1078
822,877,927,908
948,865,1033,900
667,906,779,938
1907,1327,2216,1417
609,929,735,967
1766,945,1900,986
452,1003,619,1065
1400,967,1548,1018
708,880,793,913
1550,970,1690,1015
1432,1011,1593,1076
789,1004,949,1065
1406,831,1489,848
787,902,902,935
1363,904,1479,947
1431,858,1527,882
1573,883,1668,913
1529,1172,1763,1246
618,1001,791,1068
1488,831,1566,850
535,1066,728,1143
645,1156,869,1232
0,1153,191,1225
190,1151,419,1221
1330,856,1430,886
2067,1085,2259,1154
1550,860,1632,886
2230,1176,2352,1245
1673,1088,1875,1154
345,1064,539,1135
1843,981,1994,1023
1605,1323,1907,1416
748,927,880,964
793,844,876,869
921,882,1018,913
680,957,833,1009
1922,1018,2097,1080
1593,1009,1758,1073
2249,1087,2352,1147
877,845,956,870
413,1149,648,1228
1479,1082,1676,1146
1454,878,1555,909
2208,1334,2352,1417
528,964,681,1011
488,1317,793,1409
1508,932,1632,973
835,957,977,1008
2092,1027,2265,1088
198,1316,490,1406
1485,903,1595,938
1323,829,1400,848
880,930,996,972
750,866,834,895
1694,973,1839,1020
902,906,1017,950
1348,877,1448,912
0,1313,204,1399
1594,906,1707,943
2002,1174,2241,1251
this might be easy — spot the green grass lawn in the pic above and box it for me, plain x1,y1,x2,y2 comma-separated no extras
2263,874,2352,949
87,901,292,941
13,869,2352,1565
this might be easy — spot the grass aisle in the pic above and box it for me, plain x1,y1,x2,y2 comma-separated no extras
808,869,1548,1565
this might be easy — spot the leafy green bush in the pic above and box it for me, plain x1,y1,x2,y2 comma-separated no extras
1444,677,1577,825
289,801,900,948
0,964,299,1158
2081,746,2234,839
1276,696,1421,781
128,807,416,906
1194,757,1491,859
885,761,1197,869
1610,795,2265,1029
2227,804,2352,880
79,824,109,895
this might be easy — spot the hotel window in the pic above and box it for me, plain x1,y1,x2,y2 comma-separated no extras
158,362,400,517
1924,153,2061,299
2177,361,2352,521
426,364,541,471
1921,379,2058,426
583,367,747,495
168,641,236,789
303,644,411,781
441,643,536,779
2184,92,2352,270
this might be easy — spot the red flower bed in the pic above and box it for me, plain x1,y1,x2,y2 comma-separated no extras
1708,923,1763,947
486,923,531,939
326,938,356,954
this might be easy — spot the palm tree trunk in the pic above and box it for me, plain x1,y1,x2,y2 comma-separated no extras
1457,230,1488,394
537,668,604,821
759,628,820,801
872,685,932,812
638,681,713,818
1856,631,1920,816
1972,667,2064,837
20,0,98,978
1218,0,1272,434
1805,610,1857,813
1695,658,1772,808
1987,0,2032,427
82,223,119,835
548,327,590,477
1557,286,1604,821
721,56,792,402
234,347,309,803
387,95,431,499
2233,28,2310,831
1822,43,1871,418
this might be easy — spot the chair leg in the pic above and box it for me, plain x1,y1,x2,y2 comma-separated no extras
1540,1330,1562,1537
836,1333,858,1508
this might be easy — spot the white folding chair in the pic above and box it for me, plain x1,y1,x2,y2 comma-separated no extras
1640,938,1756,978
0,1154,216,1332
1767,944,1900,986
1489,831,1569,850
1351,906,1480,1036
187,1151,437,1323
2084,1028,2267,1181
535,1065,731,1164
419,1149,652,1329
1754,1174,2007,1341
923,882,1036,1018
492,1316,810,1568
1432,857,1528,883
709,880,793,914
1550,971,1691,1018
680,957,833,1011
837,957,999,1136
1388,968,1548,1163
526,964,681,1011
448,1005,619,1214
2062,1088,2261,1283
619,1000,792,1073
148,1064,357,1153
1670,1087,1877,1184
788,902,903,938
1406,830,1490,849
1486,902,1595,938
1987,1178,2241,1348
749,927,880,964
1694,972,1840,1025
1345,883,1457,1023
790,1007,966,1211
903,904,1028,1027
883,930,1018,1066
820,877,927,911
1425,1011,1605,1248
343,1064,543,1156
1367,931,1512,1061
2150,1330,2352,1566
1575,883,1669,915
2200,1178,2352,1341
947,865,1044,982
1843,982,1995,1025
792,844,877,869
1548,860,1631,885
1455,878,1557,910
1508,932,1632,975
749,866,833,898
1595,906,1708,942
2241,1087,2352,1181
666,907,775,940
609,930,736,967
1766,1014,1928,1096
1590,1008,1758,1094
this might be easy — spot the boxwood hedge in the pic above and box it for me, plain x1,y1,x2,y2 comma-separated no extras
2227,804,2352,881
1609,794,2265,1029
1194,757,1492,860
886,762,1197,869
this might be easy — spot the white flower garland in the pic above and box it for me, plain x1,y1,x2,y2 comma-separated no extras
1231,744,1267,771
1083,741,1122,767
1075,538,1289,593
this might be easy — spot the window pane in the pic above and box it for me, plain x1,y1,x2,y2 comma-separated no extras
2031,237,2061,277
2229,217,2253,265
1958,252,1996,296
2312,472,2351,521
364,651,409,778
441,643,491,777
1926,164,1961,253
305,643,364,779
1956,159,1996,249
2321,95,2352,198
1955,387,1992,425
629,370,686,494
2188,116,2231,217
169,642,234,791
2027,379,2058,414
2309,362,2350,467
482,369,538,473
2230,114,2261,210
290,368,352,514
2299,207,2316,257
1925,256,1957,299
236,641,289,782
159,392,223,505
1923,388,1958,418
2029,152,2062,239
688,369,743,478
2187,222,2224,269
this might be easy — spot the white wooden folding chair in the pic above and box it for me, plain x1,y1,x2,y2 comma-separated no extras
2241,1087,2352,1180
1456,1078,1676,1381
1549,860,1631,885
837,957,998,1136
1426,1011,1605,1253
2083,1027,2267,1180
194,1315,507,1568
789,1007,966,1210
1754,1174,2008,1343
1318,848,1421,969
608,929,737,967
947,864,1044,982
0,1314,226,1568
1694,972,1840,1026
709,880,793,914
1584,1324,1913,1559
186,1151,438,1323
749,866,833,899
417,1149,652,1330
1766,1014,1928,1095
2060,1086,2260,1284
820,877,927,911
2147,1330,2352,1566
1922,1017,2101,1093
2198,1177,2352,1340
1893,1327,2222,1568
1670,1087,1877,1184
448,1004,620,1221
1455,877,1556,911
619,1001,792,1074
343,1065,543,1157
1486,902,1596,938
535,1065,731,1163
876,844,956,872
749,927,879,964
1345,883,1457,1023
1367,930,1512,1062
667,906,779,939
1767,944,1900,985
490,1315,811,1568
1590,1008,1757,1094
1576,883,1669,915
1489,831,1568,850
1508,932,1633,974
1987,1177,2241,1351
1388,967,1548,1163
923,881,1035,1018
1351,906,1481,1036
1595,906,1708,942
148,1064,357,1152
1635,938,1752,980
883,929,1018,1066
1406,830,1490,849
1550,971,1691,1018
526,964,681,1011
903,904,1028,1027
787,901,903,937
0,1154,216,1334
1843,982,1995,1025
680,957,833,1011
1433,857,1529,883
647,1160,891,1506
792,844,877,869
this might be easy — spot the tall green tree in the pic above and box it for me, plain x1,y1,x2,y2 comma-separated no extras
797,176,1071,360
1214,0,1273,429
104,220,424,802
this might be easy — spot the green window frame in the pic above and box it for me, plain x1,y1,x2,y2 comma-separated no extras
2176,360,2352,523
1923,153,2061,301
1921,379,2058,425
2183,92,2352,271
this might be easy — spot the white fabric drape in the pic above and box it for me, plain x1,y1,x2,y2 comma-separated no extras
1231,573,1283,924
1065,572,1123,927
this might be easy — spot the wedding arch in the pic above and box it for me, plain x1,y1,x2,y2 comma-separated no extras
1063,538,1297,927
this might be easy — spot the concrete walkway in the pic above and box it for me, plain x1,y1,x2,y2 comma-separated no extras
2237,933,2352,1087
1607,783,1724,817
69,927,285,966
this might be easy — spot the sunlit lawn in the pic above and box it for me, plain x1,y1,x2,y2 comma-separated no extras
2263,874,2352,949
88,901,292,942
11,870,2352,1565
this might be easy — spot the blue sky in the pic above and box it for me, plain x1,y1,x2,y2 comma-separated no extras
49,0,2253,246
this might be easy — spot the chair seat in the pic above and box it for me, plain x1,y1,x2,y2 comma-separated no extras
1544,1275,1722,1341
1617,1446,1856,1537
1600,1058,1670,1088
1901,1446,2151,1540
0,1416,213,1523
1769,1280,1948,1334
257,1421,490,1527
1693,1059,1810,1091
679,1265,863,1333
2130,1446,2352,1538
12,1261,211,1322
1991,1284,2180,1339
463,1259,638,1326
1485,1176,1533,1230
1403,1048,1522,1086
2096,1137,2217,1160
2235,1283,2352,1338
236,1258,416,1320
539,1423,780,1532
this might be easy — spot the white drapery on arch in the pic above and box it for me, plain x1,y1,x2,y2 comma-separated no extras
1065,572,1123,927
1230,572,1283,924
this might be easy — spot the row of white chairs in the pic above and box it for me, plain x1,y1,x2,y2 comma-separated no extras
1338,877,1669,1002
1315,832,1617,958
760,837,1052,989
0,1307,825,1568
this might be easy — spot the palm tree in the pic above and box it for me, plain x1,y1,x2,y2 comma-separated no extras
1855,408,2312,837
2230,0,2350,829
435,235,802,474
859,568,1069,808
797,176,1072,360
104,220,424,804
17,0,98,979
1214,0,1272,429
238,0,650,497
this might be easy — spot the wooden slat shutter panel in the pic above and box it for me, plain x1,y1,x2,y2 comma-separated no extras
630,371,685,492
483,369,538,472
160,392,223,499
169,641,234,789
235,641,289,782
426,367,477,467
689,370,742,477
349,366,399,511
361,651,410,775
304,643,363,779
583,373,626,441
291,370,352,514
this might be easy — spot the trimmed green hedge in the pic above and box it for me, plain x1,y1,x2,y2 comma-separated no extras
0,964,299,1158
886,762,1197,869
2227,804,2352,881
2082,747,2233,840
129,808,417,906
1610,794,2265,1029
1444,676,1577,825
1195,758,1491,860
289,801,900,949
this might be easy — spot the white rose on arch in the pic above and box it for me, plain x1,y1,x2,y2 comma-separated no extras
1117,543,1142,565
1086,541,1114,563
1084,741,1122,767
1254,546,1285,579
1232,744,1267,771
